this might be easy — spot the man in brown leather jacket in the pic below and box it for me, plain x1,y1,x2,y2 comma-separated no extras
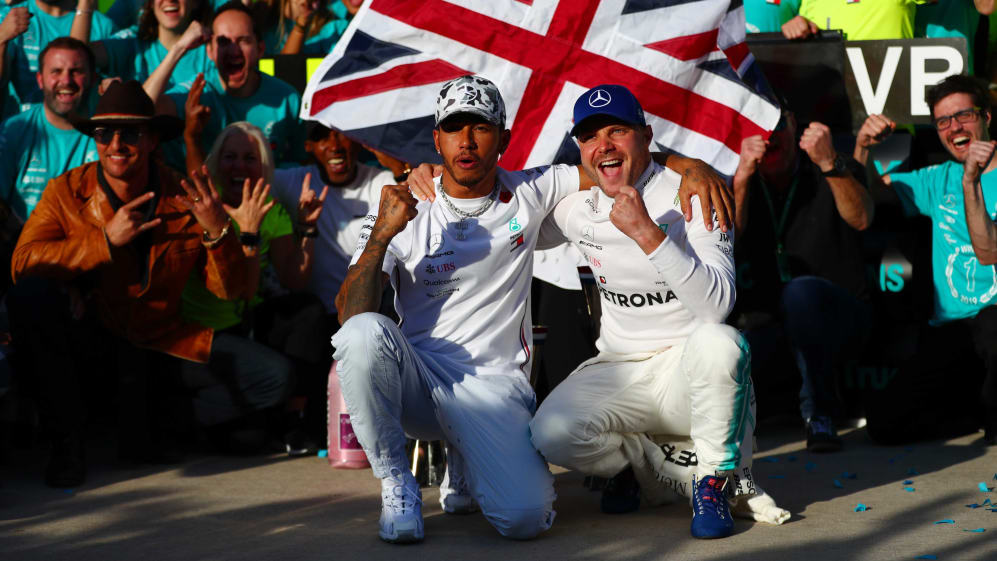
9,81,291,487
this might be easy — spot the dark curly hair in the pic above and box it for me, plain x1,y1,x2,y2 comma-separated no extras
136,0,213,43
925,74,992,119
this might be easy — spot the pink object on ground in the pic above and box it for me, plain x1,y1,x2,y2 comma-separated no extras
328,361,370,469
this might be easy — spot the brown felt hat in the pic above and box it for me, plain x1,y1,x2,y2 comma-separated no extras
70,80,184,141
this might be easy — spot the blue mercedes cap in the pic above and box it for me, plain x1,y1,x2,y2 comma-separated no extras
571,84,647,137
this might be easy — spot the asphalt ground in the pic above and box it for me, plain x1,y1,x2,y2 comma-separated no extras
2,423,996,561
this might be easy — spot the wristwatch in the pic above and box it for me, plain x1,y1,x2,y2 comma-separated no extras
239,231,261,247
821,155,848,178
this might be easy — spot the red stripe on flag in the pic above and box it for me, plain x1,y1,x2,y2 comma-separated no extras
514,0,533,5
309,59,468,117
644,29,719,61
723,41,750,71
368,0,764,167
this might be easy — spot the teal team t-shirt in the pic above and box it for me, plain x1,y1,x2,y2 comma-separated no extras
7,1,117,105
743,0,801,33
0,104,99,221
166,71,306,166
915,0,980,74
100,27,216,86
890,161,997,323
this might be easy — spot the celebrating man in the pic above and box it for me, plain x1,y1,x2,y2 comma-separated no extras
332,75,731,543
530,84,789,539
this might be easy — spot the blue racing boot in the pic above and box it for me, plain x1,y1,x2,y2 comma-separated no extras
690,474,734,539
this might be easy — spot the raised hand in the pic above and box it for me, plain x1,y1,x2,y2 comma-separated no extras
372,184,419,240
296,172,328,228
798,122,836,171
854,114,896,164
178,166,231,239
963,140,997,186
781,15,818,40
222,178,275,234
0,7,30,45
104,191,162,247
177,20,211,53
736,135,767,180
184,73,212,139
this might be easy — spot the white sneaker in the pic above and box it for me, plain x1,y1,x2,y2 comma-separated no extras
439,445,478,514
379,467,424,543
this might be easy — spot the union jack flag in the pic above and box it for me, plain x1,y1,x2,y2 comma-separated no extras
301,0,779,176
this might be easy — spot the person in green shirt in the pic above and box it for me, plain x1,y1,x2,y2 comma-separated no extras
916,0,994,75
783,0,925,40
182,121,331,455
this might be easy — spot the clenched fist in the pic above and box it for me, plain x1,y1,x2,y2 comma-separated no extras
610,185,663,254
799,122,836,171
372,184,419,240
963,140,997,187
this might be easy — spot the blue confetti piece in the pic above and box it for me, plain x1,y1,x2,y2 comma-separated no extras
904,487,916,492
962,528,985,533
833,479,843,488
904,447,914,452
317,449,328,458
787,455,797,462
993,473,996,481
805,462,817,472
934,519,955,524
63,489,74,495
888,456,898,464
903,480,914,485
966,504,981,509
915,555,938,560
769,474,785,479
758,457,779,463
982,499,992,506
841,471,858,479
978,482,991,493
854,503,869,512
908,468,919,475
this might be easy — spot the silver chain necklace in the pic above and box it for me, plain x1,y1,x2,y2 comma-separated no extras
437,181,499,240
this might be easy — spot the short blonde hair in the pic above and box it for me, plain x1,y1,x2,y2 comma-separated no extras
205,121,275,192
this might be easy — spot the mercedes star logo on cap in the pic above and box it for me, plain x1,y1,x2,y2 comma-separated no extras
588,89,611,108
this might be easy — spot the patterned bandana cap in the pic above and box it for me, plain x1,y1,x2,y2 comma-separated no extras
435,75,506,128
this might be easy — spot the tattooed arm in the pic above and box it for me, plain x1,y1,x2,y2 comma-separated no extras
335,184,418,323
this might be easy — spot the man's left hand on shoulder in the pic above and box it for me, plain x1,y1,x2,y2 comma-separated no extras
675,158,732,233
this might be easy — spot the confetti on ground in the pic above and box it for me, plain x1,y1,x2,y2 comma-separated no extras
915,555,938,560
841,471,858,479
758,457,779,463
962,528,985,533
966,504,981,509
833,479,843,488
317,449,328,458
903,480,914,485
983,499,993,507
934,519,955,524
908,468,919,476
904,487,916,492
805,462,817,472
978,482,991,493
854,503,869,512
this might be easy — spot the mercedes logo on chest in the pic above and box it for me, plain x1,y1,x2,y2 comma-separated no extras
588,89,611,107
